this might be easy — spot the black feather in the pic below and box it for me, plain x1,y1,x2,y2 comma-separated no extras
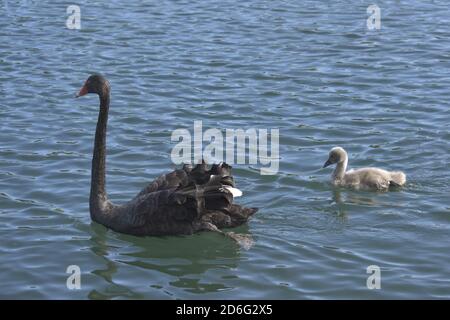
111,162,257,236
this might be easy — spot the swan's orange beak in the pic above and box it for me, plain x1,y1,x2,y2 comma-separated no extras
76,84,88,98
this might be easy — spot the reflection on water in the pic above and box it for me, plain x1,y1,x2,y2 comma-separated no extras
87,222,248,298
330,188,347,219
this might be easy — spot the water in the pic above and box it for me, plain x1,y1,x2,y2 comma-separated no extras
1,0,450,299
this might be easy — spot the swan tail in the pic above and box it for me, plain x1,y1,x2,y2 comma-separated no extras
389,171,406,187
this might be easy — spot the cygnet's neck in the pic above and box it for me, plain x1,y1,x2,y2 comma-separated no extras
332,156,348,183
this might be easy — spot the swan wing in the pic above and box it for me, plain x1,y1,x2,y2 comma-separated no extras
134,165,192,198
124,162,257,235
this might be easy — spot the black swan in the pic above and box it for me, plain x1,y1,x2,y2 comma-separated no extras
76,74,257,244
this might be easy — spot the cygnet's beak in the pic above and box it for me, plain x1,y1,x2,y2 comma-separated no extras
323,159,332,168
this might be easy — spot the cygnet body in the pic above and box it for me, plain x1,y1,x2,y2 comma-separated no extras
323,147,406,190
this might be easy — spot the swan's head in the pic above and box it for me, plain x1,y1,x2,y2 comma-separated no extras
323,146,347,168
76,74,110,98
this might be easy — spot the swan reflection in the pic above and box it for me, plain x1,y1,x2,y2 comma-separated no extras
88,222,252,298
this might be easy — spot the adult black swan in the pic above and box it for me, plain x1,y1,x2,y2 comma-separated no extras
76,74,257,245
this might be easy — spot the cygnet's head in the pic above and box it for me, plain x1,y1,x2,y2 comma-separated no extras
323,147,347,168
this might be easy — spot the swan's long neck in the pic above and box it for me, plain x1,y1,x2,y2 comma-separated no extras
90,94,110,219
332,156,348,183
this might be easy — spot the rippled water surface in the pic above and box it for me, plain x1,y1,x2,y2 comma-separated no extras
1,0,450,299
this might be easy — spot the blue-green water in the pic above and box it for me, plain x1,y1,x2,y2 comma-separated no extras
1,0,450,299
